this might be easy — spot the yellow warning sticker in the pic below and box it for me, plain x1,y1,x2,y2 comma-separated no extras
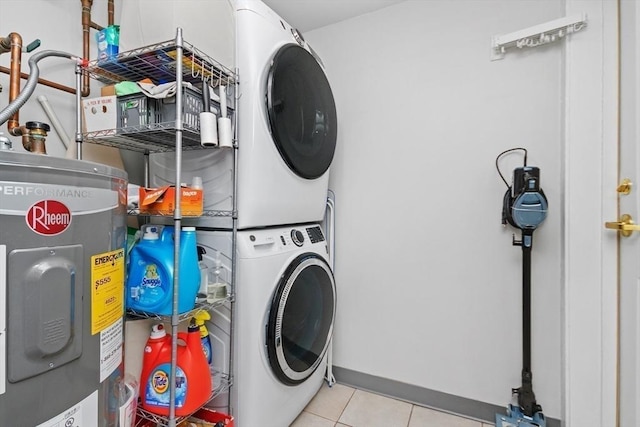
91,248,125,335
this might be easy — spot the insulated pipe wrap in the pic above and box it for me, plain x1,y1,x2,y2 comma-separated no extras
0,50,76,126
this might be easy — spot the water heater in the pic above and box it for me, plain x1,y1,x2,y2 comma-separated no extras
0,150,128,426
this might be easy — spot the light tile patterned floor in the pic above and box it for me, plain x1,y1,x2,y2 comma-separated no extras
291,383,494,427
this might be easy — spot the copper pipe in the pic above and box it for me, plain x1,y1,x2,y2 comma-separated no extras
0,66,76,95
81,0,93,97
23,125,48,154
0,33,23,136
80,0,116,97
90,22,105,31
17,126,30,148
108,0,115,26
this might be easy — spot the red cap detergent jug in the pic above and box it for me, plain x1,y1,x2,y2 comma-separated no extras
126,225,200,316
140,322,212,416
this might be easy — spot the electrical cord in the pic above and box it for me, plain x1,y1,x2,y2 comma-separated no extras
495,147,528,188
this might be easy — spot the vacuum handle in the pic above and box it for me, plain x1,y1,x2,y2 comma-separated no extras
522,242,532,374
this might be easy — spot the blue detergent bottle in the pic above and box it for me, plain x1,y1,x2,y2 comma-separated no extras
126,225,201,316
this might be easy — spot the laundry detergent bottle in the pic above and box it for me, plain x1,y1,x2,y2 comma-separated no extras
126,225,200,316
139,323,171,398
140,322,212,416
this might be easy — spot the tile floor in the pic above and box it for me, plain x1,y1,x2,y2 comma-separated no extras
290,383,494,427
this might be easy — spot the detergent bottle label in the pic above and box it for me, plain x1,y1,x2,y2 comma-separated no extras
145,363,187,408
202,339,211,364
135,263,167,306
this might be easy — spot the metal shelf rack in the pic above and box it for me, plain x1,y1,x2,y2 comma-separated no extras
85,38,235,88
77,28,238,427
126,295,233,323
128,209,234,218
82,38,236,154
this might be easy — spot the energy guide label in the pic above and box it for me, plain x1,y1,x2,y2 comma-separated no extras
91,248,125,335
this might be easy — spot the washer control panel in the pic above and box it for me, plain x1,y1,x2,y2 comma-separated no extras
306,226,324,244
277,225,325,248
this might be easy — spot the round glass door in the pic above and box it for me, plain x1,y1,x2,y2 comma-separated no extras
266,253,336,385
266,44,337,179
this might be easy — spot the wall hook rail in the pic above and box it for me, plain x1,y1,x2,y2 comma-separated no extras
491,13,587,60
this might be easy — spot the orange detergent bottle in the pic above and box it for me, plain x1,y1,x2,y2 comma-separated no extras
140,322,212,416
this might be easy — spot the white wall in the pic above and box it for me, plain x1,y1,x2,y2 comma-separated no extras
306,0,565,417
0,0,121,157
0,0,232,180
2,0,568,419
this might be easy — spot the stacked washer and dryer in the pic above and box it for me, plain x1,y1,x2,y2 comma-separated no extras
149,1,338,425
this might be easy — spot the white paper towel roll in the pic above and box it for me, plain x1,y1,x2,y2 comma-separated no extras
217,117,233,148
200,112,219,147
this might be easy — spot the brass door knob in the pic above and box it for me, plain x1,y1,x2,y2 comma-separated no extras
617,178,632,195
605,214,640,237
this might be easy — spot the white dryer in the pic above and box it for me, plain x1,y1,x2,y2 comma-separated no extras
149,0,337,229
234,0,337,228
196,223,336,426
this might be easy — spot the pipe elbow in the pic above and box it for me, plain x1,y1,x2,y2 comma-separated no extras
8,123,26,137
0,32,22,54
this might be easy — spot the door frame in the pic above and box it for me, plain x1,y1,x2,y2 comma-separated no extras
563,0,618,426
617,1,639,425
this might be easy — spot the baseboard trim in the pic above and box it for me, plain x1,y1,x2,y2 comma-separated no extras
332,366,560,427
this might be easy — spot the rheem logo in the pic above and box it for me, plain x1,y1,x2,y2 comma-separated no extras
26,200,72,235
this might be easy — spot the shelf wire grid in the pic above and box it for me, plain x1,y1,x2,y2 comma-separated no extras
85,39,236,87
126,294,233,322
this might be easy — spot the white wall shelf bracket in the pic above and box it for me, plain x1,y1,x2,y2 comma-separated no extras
491,13,587,61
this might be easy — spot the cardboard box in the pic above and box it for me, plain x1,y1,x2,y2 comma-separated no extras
139,185,203,216
101,85,116,96
82,95,117,134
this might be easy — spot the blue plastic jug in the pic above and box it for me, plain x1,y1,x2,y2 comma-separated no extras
126,225,201,316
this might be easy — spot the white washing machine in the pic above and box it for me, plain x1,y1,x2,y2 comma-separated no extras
196,223,336,426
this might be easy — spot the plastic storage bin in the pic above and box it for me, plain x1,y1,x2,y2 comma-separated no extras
117,86,203,132
117,92,160,129
159,86,203,132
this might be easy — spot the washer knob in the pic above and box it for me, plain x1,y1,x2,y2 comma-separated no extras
291,229,304,247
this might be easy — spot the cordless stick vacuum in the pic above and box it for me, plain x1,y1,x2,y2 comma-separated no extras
495,148,548,427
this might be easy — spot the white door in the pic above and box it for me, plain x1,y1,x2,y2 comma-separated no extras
615,1,640,426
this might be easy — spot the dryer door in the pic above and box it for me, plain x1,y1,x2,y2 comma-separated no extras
266,44,337,180
266,253,336,385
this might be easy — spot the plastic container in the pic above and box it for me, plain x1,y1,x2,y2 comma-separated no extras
197,246,209,303
193,311,212,364
160,86,203,132
139,323,212,416
117,92,160,129
117,86,203,132
126,225,201,316
207,250,228,304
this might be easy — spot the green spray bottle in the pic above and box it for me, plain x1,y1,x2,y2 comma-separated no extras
193,310,212,364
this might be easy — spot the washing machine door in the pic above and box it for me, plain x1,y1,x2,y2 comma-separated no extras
266,252,336,385
266,44,337,180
